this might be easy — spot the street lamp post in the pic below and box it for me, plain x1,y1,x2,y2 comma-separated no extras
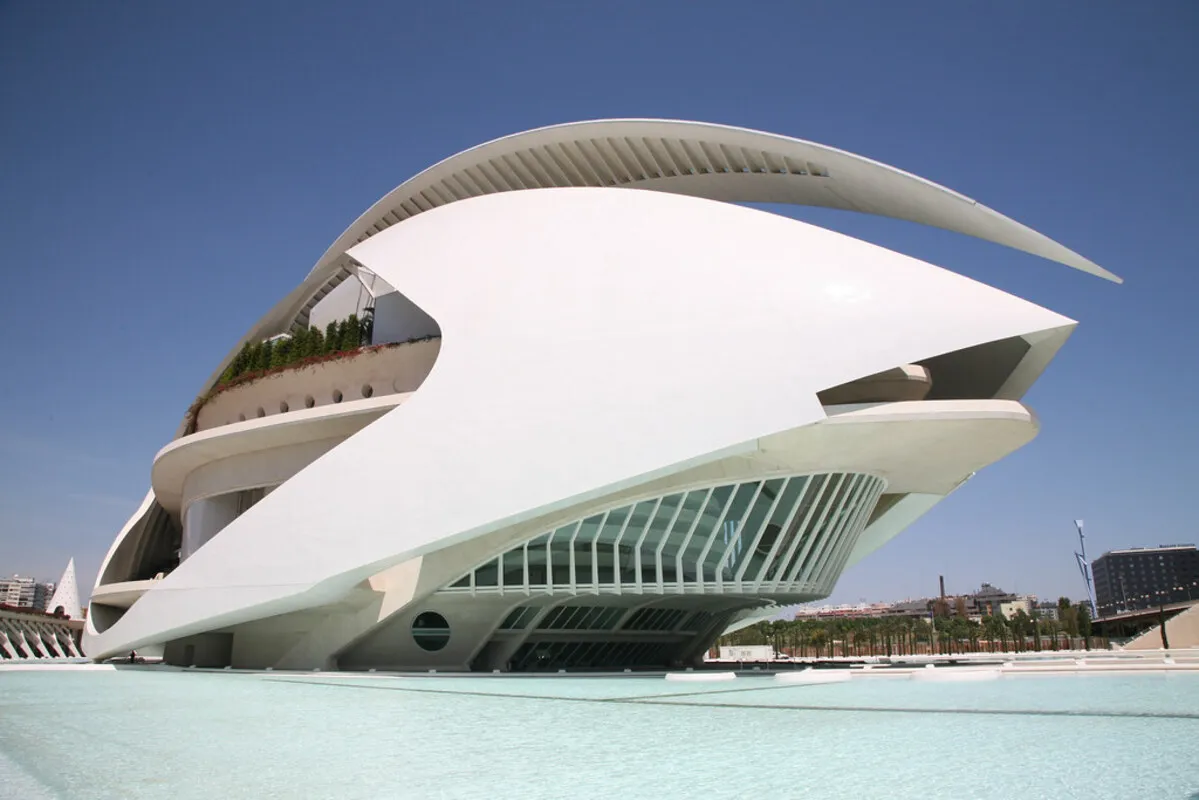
1073,520,1096,619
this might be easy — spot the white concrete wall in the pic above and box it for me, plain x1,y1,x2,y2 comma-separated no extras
1124,604,1199,650
182,493,239,559
371,290,439,344
309,276,368,332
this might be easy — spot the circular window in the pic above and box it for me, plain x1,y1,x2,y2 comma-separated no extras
256,407,265,418
279,401,289,413
305,395,315,409
411,611,450,652
361,383,374,399
332,389,343,404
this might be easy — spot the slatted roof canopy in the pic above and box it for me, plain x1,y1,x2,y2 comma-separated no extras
307,118,1118,283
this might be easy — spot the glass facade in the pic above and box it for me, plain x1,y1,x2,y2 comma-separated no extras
440,473,885,599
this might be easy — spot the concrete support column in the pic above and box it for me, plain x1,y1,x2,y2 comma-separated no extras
43,628,66,658
62,632,82,657
32,629,52,658
14,630,36,658
0,630,18,659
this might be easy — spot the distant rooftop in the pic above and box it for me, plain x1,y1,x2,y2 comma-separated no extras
1099,544,1197,557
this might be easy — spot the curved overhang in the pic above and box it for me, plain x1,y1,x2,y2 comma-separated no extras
153,393,410,513
179,119,1117,438
311,118,1120,284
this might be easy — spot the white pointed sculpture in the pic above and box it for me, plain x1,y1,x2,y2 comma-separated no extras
47,558,81,619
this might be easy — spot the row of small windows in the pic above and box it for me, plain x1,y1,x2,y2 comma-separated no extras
623,608,687,632
508,639,679,672
498,605,716,634
538,606,624,631
230,384,377,424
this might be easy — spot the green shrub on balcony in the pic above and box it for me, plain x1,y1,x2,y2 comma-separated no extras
269,337,292,368
180,315,440,436
214,314,403,389
340,314,361,351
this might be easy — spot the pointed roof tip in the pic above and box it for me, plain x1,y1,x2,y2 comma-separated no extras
47,558,81,620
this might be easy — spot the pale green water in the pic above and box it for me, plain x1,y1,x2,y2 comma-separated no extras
2,669,1197,800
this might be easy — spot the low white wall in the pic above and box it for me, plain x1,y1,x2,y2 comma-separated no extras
196,338,439,432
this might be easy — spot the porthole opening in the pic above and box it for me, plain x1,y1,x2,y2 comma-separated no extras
361,383,374,399
304,395,315,409
332,390,343,404
279,401,289,413
412,611,450,652
256,407,265,418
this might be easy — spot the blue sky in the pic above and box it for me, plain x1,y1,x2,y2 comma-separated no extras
1,2,1195,605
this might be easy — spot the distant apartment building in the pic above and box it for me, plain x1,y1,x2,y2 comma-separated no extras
0,575,55,611
1035,602,1060,621
793,584,1041,623
960,583,1035,620
793,602,895,620
1092,545,1199,616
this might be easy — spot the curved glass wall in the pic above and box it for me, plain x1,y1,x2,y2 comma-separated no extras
441,473,885,599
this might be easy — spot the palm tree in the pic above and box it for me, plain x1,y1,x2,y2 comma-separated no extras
809,627,827,657
984,614,1008,653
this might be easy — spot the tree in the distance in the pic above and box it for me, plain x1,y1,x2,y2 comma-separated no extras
340,314,361,351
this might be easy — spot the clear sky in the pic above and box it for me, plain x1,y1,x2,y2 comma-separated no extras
1,2,1196,606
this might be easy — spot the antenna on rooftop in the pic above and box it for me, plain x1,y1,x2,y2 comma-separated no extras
1073,520,1096,615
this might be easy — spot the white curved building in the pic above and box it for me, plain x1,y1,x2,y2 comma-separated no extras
82,120,1118,671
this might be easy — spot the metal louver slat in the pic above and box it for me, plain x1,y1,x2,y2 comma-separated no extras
526,147,572,186
605,137,645,180
460,165,499,194
585,138,625,182
497,154,535,189
699,140,730,172
640,137,675,176
514,149,558,187
659,139,694,176
679,139,716,174
623,137,660,178
556,142,603,185
479,160,517,191
538,144,586,186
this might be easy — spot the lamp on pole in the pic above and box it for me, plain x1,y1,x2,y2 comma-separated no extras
1073,520,1096,617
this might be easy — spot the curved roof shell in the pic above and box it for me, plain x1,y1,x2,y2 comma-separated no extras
184,119,1117,435
310,118,1118,285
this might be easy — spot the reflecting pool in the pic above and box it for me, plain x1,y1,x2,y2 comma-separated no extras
2,669,1198,799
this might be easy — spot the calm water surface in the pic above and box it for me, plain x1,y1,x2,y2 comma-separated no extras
2,669,1197,800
